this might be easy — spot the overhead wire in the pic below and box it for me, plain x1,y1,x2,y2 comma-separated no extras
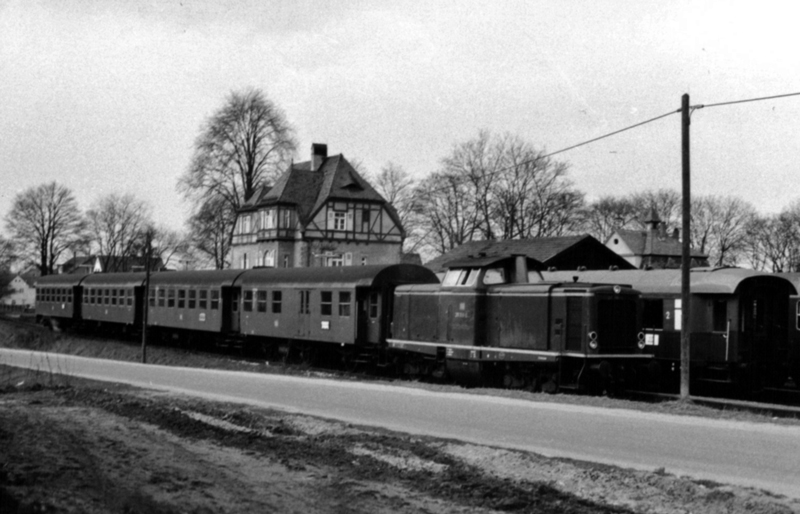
692,91,800,110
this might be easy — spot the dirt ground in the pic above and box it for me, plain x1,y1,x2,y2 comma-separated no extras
2,320,800,513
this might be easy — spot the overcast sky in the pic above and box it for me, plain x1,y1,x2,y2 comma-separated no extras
2,0,799,235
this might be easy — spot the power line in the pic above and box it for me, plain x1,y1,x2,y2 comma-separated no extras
541,108,680,159
693,91,800,110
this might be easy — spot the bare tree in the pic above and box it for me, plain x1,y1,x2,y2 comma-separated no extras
369,162,426,253
743,202,800,272
0,237,16,272
415,171,481,255
187,197,235,270
629,189,682,231
5,182,87,275
86,193,153,272
179,88,297,211
691,195,756,267
581,195,640,243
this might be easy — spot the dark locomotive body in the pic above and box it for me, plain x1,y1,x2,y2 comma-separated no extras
546,268,799,395
390,256,651,391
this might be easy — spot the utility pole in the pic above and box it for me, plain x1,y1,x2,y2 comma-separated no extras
680,93,691,400
141,228,152,364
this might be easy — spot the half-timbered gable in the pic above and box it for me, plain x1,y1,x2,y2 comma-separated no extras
230,143,404,269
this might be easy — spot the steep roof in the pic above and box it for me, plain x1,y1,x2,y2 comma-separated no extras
245,153,397,227
424,235,629,272
613,229,706,258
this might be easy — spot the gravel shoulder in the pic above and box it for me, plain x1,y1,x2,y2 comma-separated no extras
2,319,800,513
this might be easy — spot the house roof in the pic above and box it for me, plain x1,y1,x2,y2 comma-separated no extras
244,154,396,228
612,229,707,258
424,235,621,272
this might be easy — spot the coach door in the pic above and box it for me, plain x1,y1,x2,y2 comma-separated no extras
222,287,241,334
297,290,311,338
565,297,583,352
358,290,382,344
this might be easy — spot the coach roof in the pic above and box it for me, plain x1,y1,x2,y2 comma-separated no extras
81,272,147,288
235,264,438,289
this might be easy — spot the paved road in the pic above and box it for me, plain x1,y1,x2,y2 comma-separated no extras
2,348,800,498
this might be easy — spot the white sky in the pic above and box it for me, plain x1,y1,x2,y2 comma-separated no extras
2,0,799,235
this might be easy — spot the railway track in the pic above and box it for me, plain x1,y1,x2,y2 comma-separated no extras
4,313,800,419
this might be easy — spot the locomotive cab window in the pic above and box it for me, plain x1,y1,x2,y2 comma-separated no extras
442,269,479,287
483,268,506,285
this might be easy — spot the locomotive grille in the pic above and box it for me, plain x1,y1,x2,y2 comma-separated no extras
596,297,638,353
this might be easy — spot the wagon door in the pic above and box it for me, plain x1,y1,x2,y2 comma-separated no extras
222,287,241,334
565,297,583,352
357,290,382,344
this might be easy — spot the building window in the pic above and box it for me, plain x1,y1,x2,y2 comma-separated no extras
333,211,346,231
339,291,351,317
243,215,251,233
272,291,282,313
283,254,290,268
282,209,291,228
257,291,267,313
326,254,344,267
241,253,248,269
264,249,275,267
321,291,332,316
361,256,367,266
362,209,370,232
243,291,253,312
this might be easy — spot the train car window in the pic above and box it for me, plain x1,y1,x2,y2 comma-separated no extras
712,300,727,332
339,292,351,317
369,293,379,318
257,291,267,313
149,288,156,307
210,290,219,310
188,289,196,309
243,291,253,312
321,291,332,316
272,291,282,313
642,299,663,329
483,268,506,285
126,289,132,306
105,289,110,305
796,303,800,330
299,290,310,314
167,289,175,308
178,290,186,309
157,289,165,307
199,290,207,309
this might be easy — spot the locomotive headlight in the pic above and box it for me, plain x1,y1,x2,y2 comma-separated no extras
637,332,646,349
613,285,621,294
588,331,599,350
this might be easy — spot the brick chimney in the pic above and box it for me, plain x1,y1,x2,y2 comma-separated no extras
311,143,328,171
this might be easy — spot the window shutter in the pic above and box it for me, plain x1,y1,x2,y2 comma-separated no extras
344,252,352,266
